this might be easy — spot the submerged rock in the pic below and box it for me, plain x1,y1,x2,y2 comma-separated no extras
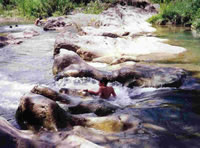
86,113,140,133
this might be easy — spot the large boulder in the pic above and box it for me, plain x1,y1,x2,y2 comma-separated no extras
43,17,67,31
16,93,72,131
53,49,187,88
0,117,52,148
112,64,187,88
54,5,185,64
53,49,107,80
0,117,106,147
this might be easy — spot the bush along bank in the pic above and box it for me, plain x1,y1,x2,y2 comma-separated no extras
148,0,200,30
0,0,115,19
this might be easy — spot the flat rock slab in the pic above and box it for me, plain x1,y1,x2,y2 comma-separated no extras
54,5,186,63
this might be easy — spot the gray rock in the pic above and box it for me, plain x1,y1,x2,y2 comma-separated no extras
68,99,118,116
43,17,66,31
0,117,53,148
53,49,187,88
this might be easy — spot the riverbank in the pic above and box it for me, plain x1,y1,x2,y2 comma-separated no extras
148,0,200,31
0,17,34,27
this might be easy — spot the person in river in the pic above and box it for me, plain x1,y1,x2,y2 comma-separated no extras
84,78,116,99
59,88,69,94
35,17,42,26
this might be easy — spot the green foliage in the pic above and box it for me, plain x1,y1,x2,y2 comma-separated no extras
149,0,200,29
148,13,162,23
0,3,3,14
0,0,115,18
0,0,78,18
192,19,200,30
83,0,106,14
150,0,171,4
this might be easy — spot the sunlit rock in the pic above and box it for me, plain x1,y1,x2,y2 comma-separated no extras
58,135,105,148
54,5,185,64
31,85,71,104
53,49,187,88
53,49,106,80
86,114,140,133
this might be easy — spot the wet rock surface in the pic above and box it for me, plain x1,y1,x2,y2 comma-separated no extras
0,36,9,48
53,49,187,88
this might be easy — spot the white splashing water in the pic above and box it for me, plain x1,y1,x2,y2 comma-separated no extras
55,77,160,107
0,72,34,111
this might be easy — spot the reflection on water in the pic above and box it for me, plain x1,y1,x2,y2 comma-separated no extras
154,26,200,78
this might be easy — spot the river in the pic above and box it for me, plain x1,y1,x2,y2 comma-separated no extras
0,24,200,146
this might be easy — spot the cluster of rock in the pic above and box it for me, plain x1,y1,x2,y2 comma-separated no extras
8,85,141,147
0,1,193,148
53,49,187,88
0,28,40,47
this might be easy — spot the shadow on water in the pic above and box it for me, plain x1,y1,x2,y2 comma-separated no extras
0,106,19,128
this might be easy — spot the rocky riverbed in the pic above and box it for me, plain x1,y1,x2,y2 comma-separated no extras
1,1,200,148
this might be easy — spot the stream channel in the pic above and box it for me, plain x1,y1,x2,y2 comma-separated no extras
0,24,200,146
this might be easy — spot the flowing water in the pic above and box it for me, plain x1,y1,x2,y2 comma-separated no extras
0,25,56,127
0,24,200,146
154,26,200,79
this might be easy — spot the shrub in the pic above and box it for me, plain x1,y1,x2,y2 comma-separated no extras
83,0,106,14
149,0,200,28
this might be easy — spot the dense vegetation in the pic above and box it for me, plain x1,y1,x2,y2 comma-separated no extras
149,0,200,30
0,0,112,19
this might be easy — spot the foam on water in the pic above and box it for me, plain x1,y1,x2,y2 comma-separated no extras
55,77,161,107
0,72,34,110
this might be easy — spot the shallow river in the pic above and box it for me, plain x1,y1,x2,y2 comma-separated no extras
0,25,200,146
154,26,200,78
